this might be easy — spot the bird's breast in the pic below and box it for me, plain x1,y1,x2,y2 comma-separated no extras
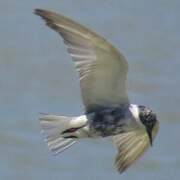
88,107,131,137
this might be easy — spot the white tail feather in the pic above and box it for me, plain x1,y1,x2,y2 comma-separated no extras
47,138,76,154
39,114,88,154
40,115,77,154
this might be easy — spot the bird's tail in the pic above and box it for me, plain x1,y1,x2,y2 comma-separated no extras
39,114,88,154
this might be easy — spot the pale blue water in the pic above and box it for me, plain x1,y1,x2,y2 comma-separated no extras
0,0,180,179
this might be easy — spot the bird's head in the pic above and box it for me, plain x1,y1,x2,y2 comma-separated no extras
138,105,159,146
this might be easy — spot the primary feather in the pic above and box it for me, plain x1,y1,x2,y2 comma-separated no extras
112,129,150,173
34,9,129,113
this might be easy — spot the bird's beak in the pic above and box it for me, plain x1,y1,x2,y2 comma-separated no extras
147,121,159,146
147,128,153,146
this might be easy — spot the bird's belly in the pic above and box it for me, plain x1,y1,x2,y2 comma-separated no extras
88,110,128,137
89,120,125,137
82,106,132,137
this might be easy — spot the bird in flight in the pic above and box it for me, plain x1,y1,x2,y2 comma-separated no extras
34,9,159,173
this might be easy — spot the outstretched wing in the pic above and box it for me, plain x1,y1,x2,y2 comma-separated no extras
35,9,129,112
112,129,150,173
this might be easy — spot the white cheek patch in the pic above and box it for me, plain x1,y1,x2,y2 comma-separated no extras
129,104,139,120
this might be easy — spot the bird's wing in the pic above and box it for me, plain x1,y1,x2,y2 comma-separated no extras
112,129,150,173
35,9,129,112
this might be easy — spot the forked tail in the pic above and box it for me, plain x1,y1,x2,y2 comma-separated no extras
39,114,88,154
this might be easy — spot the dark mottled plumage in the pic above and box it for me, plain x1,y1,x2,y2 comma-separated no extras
89,105,131,137
138,105,157,129
138,105,157,145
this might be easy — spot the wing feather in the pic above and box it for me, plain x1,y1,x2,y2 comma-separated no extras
112,129,150,173
35,9,129,112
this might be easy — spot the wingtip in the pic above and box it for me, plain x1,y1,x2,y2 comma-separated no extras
115,159,128,174
34,8,50,18
34,8,44,15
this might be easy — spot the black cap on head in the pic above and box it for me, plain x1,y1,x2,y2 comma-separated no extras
138,105,157,145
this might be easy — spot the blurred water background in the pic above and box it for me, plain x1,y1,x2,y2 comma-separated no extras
0,0,180,179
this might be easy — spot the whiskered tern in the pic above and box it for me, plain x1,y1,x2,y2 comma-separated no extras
34,9,159,173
